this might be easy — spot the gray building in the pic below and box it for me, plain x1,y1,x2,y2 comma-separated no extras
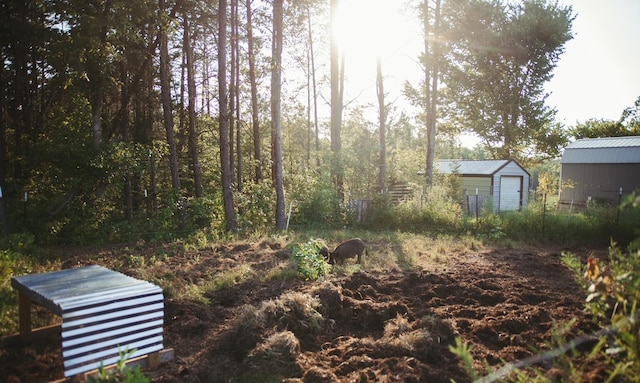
559,136,640,206
436,159,530,213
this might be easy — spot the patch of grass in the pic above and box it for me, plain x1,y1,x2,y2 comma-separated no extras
261,263,298,282
238,292,324,334
210,265,254,291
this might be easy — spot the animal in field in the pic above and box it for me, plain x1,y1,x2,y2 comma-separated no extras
327,238,366,265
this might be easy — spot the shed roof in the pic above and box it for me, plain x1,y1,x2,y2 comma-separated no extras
436,160,521,176
562,136,640,164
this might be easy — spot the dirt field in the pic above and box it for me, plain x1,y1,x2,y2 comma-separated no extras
0,238,606,383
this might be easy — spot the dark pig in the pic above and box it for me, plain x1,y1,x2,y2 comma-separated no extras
329,238,366,265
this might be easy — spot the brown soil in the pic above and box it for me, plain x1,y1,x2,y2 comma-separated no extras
0,239,605,383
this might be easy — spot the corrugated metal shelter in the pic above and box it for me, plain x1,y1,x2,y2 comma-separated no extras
559,136,640,205
436,159,530,212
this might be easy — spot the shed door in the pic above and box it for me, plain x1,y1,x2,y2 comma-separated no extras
499,176,522,211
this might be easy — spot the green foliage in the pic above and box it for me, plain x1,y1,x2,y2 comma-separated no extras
0,234,40,336
290,239,330,281
236,181,276,230
367,182,464,233
561,243,640,382
448,337,480,381
570,118,640,140
288,172,342,227
445,0,573,161
88,349,149,383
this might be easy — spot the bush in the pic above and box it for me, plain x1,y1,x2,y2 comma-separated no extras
290,239,330,281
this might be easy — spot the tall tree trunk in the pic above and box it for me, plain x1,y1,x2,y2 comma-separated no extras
246,0,262,183
376,57,386,194
232,0,243,193
423,0,433,186
218,0,238,232
423,0,441,187
184,15,203,198
159,0,184,228
330,0,344,199
271,0,286,229
119,61,134,224
0,63,6,236
228,0,236,185
306,5,320,168
87,1,110,147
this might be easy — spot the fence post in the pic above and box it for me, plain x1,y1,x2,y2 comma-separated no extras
541,192,546,238
23,192,28,230
616,186,622,225
0,186,6,237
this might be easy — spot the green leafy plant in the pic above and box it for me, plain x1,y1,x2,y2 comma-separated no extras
291,239,330,280
88,349,149,383
562,244,640,381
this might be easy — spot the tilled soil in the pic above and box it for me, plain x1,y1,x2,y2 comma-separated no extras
0,240,603,383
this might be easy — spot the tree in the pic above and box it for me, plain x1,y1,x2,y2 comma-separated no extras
218,0,239,232
271,0,286,229
246,0,263,183
571,119,629,140
619,96,640,132
376,57,387,193
305,2,321,169
571,96,640,139
403,0,443,187
446,0,573,162
330,0,345,199
183,12,203,198
159,0,184,230
424,0,441,186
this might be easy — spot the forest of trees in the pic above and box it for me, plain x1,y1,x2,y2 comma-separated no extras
2,0,634,242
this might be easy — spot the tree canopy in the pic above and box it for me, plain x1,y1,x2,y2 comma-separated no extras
0,0,592,241
444,0,574,163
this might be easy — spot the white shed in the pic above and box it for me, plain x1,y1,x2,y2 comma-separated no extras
436,159,530,213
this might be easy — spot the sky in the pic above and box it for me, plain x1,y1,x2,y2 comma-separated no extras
334,0,640,138
545,0,640,124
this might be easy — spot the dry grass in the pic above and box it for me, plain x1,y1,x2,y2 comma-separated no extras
239,291,324,334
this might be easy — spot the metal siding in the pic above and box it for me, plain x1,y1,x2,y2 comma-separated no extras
436,160,510,175
566,136,640,149
561,147,640,164
11,266,165,378
461,177,492,196
560,163,640,203
562,136,640,164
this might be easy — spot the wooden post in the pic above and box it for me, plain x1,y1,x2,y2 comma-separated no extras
148,351,161,369
18,292,32,342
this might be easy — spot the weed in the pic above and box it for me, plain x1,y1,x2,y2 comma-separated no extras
88,349,149,383
291,239,330,281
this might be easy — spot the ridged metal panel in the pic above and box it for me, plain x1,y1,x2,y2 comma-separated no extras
11,265,164,378
436,160,510,175
562,136,640,164
566,136,640,149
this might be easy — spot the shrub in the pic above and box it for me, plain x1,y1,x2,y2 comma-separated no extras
290,239,330,280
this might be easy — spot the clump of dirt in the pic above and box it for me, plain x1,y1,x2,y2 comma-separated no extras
0,240,603,382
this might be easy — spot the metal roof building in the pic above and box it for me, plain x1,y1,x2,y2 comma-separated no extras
436,159,530,213
559,136,640,205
